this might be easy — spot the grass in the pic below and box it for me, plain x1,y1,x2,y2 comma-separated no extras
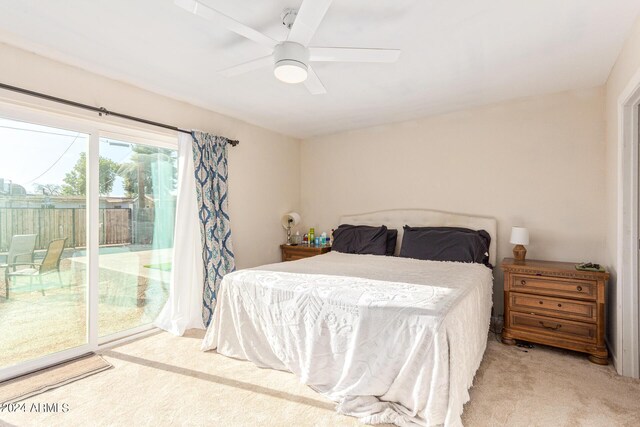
144,262,172,271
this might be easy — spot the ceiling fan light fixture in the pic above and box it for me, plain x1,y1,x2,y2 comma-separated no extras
273,41,309,84
274,60,308,84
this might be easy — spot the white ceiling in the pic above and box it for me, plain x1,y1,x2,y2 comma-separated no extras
0,0,638,138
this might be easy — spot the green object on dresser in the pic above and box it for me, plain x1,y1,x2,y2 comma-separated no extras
575,263,605,272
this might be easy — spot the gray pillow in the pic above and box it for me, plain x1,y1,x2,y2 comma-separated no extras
399,226,491,266
333,224,389,255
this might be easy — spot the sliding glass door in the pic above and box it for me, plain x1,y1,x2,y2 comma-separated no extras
0,109,177,380
97,136,177,339
0,118,90,370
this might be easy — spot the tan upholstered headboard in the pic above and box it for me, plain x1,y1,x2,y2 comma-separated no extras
339,209,497,266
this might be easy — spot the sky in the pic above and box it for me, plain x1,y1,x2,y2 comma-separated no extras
0,117,153,197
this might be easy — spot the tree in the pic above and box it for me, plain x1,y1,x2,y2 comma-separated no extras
33,183,62,196
61,152,120,196
118,146,176,202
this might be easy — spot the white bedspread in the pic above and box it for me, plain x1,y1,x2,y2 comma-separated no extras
202,252,493,426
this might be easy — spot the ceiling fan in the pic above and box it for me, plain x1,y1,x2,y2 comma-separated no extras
175,0,401,94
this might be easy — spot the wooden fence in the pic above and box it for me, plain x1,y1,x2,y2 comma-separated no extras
0,208,133,251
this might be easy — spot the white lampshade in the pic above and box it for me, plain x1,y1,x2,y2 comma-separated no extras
281,212,301,229
510,227,530,245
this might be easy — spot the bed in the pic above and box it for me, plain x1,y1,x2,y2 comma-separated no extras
202,209,496,427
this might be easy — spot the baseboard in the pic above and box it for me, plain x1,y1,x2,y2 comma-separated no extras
605,336,620,375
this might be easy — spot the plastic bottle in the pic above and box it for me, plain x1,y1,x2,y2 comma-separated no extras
321,232,327,246
309,228,315,246
303,233,308,246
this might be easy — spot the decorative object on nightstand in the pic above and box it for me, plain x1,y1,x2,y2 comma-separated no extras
509,226,529,261
281,212,301,245
280,244,331,262
501,258,610,365
292,231,301,245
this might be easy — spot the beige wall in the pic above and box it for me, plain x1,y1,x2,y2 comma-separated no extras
0,42,300,269
300,87,607,316
604,16,640,371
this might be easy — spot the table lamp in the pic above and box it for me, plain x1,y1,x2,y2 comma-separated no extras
281,212,301,244
510,227,529,261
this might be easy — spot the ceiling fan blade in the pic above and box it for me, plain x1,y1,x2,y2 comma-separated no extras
287,0,333,46
309,47,401,63
218,55,273,77
175,0,277,48
304,66,327,95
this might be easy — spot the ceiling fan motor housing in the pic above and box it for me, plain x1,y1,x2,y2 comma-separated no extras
274,42,309,70
273,42,309,83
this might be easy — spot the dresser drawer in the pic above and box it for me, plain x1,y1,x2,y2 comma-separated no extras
510,274,596,300
510,292,597,322
509,311,597,343
283,253,307,261
281,245,331,262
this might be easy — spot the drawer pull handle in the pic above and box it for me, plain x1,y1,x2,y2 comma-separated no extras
520,280,527,285
577,286,583,292
539,301,543,304
557,303,562,308
539,321,562,331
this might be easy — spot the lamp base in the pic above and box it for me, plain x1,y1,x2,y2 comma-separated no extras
513,244,527,261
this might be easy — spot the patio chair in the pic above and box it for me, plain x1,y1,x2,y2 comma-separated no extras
6,238,67,297
1,234,37,298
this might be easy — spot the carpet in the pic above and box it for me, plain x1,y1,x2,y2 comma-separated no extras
462,334,640,426
0,353,112,404
1,331,639,426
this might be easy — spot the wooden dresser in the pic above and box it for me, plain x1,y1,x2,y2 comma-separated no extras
501,258,609,365
280,244,331,262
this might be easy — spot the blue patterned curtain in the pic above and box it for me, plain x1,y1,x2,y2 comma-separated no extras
191,131,235,326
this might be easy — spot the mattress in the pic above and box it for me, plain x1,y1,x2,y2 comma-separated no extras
202,252,493,426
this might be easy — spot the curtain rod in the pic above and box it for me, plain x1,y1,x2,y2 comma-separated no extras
0,82,239,147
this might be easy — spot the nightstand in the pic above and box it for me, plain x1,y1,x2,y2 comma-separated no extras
501,258,609,365
280,244,331,262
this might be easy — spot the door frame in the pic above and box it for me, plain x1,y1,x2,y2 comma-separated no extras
617,67,640,378
0,99,176,382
